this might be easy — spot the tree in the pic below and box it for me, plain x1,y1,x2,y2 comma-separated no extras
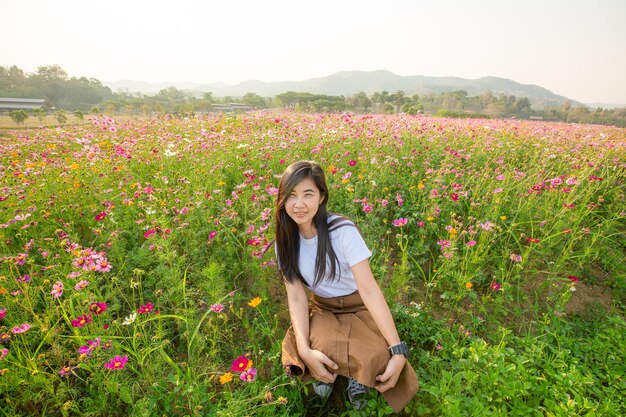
73,110,84,121
32,108,47,125
9,109,29,125
242,92,267,109
55,109,67,125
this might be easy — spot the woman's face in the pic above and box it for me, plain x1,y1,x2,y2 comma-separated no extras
284,177,324,234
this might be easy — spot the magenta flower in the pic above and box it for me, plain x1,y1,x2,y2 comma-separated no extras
78,337,101,355
0,333,11,344
0,308,6,320
348,159,357,166
104,355,128,370
0,348,8,361
362,205,373,213
240,367,257,382
71,314,92,328
137,303,154,314
51,281,64,298
466,240,477,246
396,193,404,206
89,302,108,315
490,282,501,291
510,253,522,263
94,212,107,221
392,218,408,227
16,274,31,283
11,323,32,334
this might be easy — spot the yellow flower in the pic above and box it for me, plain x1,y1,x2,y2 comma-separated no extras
277,397,288,405
219,372,233,384
417,183,425,190
248,297,262,308
465,282,473,289
427,216,434,221
500,216,507,220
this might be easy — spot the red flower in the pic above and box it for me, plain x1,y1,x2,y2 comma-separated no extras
137,303,154,314
95,212,107,221
568,275,581,283
450,193,459,202
230,355,251,372
526,237,540,243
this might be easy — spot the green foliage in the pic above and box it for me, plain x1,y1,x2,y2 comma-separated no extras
0,112,624,416
55,109,67,125
8,109,29,125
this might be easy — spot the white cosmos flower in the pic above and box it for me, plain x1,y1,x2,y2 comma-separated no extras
122,312,137,325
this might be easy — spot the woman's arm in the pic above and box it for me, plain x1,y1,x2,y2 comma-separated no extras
351,259,407,392
284,277,338,383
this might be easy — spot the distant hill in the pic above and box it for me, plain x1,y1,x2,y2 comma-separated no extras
103,70,577,108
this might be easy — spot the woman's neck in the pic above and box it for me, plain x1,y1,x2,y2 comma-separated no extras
299,224,317,239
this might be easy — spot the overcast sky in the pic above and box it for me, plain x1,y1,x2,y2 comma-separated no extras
2,0,625,104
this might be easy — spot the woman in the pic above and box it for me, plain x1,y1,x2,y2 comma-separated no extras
274,160,419,412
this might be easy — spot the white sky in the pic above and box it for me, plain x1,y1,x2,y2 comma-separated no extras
2,0,625,104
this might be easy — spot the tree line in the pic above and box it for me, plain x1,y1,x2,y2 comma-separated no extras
2,64,625,127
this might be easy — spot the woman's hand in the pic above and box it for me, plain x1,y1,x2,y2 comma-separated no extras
375,355,406,392
300,348,338,384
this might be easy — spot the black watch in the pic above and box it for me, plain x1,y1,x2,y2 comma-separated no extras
389,341,409,358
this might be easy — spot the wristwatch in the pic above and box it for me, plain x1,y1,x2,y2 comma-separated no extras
389,341,410,358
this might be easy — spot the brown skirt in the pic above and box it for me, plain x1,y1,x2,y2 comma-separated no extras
281,291,419,413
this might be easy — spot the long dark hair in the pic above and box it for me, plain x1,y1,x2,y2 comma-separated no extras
274,160,346,288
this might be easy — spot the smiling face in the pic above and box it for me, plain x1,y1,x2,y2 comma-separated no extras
284,177,324,236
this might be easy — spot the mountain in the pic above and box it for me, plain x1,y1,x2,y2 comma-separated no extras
104,70,575,108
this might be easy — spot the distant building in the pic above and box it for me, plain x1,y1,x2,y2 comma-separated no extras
0,98,47,112
210,103,254,113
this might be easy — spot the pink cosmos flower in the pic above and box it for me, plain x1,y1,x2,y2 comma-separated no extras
0,348,8,361
437,240,451,249
392,218,408,227
348,160,357,166
71,315,92,328
78,337,101,355
58,365,75,377
104,355,128,370
16,274,31,283
95,260,111,273
510,253,522,263
396,193,404,206
240,368,257,382
51,281,64,298
143,229,156,239
210,303,224,313
75,280,89,290
11,323,32,334
362,205,373,213
466,240,476,246
0,308,6,320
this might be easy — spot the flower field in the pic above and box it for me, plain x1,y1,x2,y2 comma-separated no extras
1,112,625,416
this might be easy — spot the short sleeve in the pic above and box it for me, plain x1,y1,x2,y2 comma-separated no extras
335,223,372,267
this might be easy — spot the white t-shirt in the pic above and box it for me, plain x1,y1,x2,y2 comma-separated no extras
297,216,372,298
